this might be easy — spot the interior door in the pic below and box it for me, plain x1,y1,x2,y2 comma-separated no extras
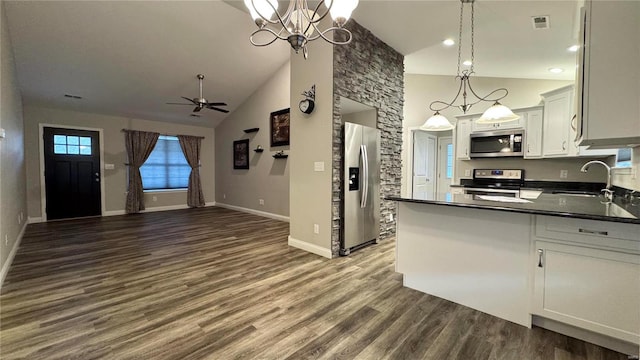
412,131,436,200
43,127,101,220
437,137,453,194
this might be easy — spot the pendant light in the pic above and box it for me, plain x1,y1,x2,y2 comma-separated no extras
421,0,518,131
244,0,359,59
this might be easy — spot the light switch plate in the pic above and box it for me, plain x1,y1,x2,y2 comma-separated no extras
104,163,115,170
0,128,6,139
314,162,325,172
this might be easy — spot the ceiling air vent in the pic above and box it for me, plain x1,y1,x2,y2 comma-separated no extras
532,15,550,30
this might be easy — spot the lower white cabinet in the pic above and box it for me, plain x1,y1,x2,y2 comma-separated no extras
532,216,640,345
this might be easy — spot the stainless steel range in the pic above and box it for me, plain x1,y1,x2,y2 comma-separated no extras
462,169,525,197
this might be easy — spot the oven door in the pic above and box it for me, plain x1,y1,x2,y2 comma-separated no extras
470,130,524,158
464,187,520,198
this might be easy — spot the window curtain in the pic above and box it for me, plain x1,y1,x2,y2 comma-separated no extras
177,135,205,208
125,130,160,214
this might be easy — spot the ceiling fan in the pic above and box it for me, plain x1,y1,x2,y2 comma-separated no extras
166,74,229,113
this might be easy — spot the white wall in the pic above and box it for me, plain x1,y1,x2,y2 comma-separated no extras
215,61,290,218
289,20,335,258
0,1,28,285
23,106,215,219
402,74,608,195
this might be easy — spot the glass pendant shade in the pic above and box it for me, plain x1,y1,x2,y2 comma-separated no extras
324,0,359,22
477,102,520,124
244,0,278,21
420,112,455,131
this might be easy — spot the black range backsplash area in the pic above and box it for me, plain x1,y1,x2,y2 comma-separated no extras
460,179,607,193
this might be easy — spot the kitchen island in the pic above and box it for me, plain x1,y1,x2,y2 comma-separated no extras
390,193,640,356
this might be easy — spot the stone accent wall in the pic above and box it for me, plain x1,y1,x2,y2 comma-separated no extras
332,20,404,256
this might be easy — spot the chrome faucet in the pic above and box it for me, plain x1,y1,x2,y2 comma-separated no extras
580,160,613,201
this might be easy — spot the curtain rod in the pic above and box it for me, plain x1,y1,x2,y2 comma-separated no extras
121,129,205,139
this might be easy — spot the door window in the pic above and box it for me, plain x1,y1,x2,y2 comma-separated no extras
53,135,92,155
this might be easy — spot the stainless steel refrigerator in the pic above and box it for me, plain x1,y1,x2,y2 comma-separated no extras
341,122,380,255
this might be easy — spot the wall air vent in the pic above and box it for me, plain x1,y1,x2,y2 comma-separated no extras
532,15,550,30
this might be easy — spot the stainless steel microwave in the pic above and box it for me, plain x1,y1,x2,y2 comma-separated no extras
469,130,525,158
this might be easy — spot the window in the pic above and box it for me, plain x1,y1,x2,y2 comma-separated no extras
140,136,190,190
53,135,92,155
446,143,454,179
615,148,632,168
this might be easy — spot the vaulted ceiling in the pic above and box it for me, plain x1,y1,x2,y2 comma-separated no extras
4,1,579,128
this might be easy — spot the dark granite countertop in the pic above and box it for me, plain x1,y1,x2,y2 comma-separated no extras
388,193,640,225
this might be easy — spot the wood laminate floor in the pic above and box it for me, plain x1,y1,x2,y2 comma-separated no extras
0,207,630,359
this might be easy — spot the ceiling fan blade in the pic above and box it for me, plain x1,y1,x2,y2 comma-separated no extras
209,107,230,113
205,102,227,107
166,102,194,106
193,106,202,113
181,96,198,104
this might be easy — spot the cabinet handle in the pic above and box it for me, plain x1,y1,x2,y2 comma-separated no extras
570,114,577,131
537,249,544,268
562,141,567,150
578,228,608,236
527,144,531,153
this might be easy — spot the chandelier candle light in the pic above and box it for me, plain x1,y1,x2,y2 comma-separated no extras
421,0,519,132
244,0,359,59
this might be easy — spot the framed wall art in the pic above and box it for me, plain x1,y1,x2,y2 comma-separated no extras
233,139,249,169
270,108,290,147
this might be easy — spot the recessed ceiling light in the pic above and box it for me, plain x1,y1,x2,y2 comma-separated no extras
463,60,472,66
64,94,83,99
548,67,564,73
443,39,455,46
568,45,580,52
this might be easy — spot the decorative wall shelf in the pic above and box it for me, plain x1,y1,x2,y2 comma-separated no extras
254,148,264,153
244,128,259,133
273,154,288,159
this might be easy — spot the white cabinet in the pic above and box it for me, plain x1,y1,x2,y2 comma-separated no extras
471,116,524,133
542,85,574,157
533,241,640,344
533,216,640,345
455,119,471,160
523,107,543,159
577,1,640,148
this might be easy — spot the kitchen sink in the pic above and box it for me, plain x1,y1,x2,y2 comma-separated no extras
550,190,600,198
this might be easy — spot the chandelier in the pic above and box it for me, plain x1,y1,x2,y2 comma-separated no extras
244,0,359,59
421,0,518,131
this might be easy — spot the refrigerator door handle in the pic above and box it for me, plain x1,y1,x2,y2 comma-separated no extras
361,144,369,208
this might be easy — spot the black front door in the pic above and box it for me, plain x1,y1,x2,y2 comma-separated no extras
43,127,101,220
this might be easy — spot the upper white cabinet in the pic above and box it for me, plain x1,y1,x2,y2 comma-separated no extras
471,116,524,133
542,85,574,157
577,1,640,147
523,107,543,159
455,118,472,160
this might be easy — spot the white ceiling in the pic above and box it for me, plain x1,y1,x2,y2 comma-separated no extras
4,1,579,128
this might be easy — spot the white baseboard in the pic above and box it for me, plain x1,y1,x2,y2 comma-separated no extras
27,217,44,224
215,202,289,223
103,202,217,217
532,316,639,356
0,222,28,289
287,236,332,259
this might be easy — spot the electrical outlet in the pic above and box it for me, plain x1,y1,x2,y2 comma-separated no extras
465,169,471,177
560,170,568,179
313,224,319,234
387,213,394,222
4,234,8,246
223,194,226,199
20,212,23,222
259,199,264,205
152,196,157,202
18,214,21,225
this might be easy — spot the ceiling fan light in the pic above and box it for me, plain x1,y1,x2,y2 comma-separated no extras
244,0,278,22
477,102,520,124
324,0,359,25
420,112,455,131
